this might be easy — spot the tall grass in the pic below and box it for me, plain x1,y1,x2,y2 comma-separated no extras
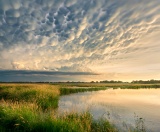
0,84,59,110
60,87,108,95
0,83,117,132
0,100,116,132
0,83,150,132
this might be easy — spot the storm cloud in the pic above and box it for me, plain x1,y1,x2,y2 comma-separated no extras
0,0,160,81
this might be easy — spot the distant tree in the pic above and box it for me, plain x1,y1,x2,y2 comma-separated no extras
100,80,123,83
131,79,160,84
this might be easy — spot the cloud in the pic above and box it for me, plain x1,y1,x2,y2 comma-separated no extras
0,70,98,76
0,70,99,82
0,0,160,81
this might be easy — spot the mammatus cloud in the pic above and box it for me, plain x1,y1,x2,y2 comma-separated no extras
0,0,160,81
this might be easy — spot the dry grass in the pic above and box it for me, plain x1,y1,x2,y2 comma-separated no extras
0,83,118,132
0,84,60,110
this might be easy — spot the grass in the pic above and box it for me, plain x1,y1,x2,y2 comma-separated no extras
60,87,108,95
0,83,117,132
91,118,117,132
0,82,155,132
0,84,59,110
117,84,160,89
0,100,116,132
51,82,160,89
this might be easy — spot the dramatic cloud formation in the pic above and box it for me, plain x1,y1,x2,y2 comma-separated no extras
0,0,160,81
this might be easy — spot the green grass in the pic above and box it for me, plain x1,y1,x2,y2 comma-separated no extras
52,82,160,89
91,118,117,132
0,83,153,132
60,87,108,95
0,83,117,132
0,100,116,132
115,84,160,89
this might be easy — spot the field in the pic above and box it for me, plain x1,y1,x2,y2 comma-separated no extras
0,83,159,132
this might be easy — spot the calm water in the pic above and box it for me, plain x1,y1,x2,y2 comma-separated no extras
58,89,160,132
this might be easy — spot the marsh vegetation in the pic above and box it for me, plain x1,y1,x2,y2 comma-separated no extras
0,83,116,132
0,83,160,132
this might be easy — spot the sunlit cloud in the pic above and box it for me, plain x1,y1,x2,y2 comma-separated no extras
0,0,160,81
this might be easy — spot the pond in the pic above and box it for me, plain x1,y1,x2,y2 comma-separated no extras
58,88,160,132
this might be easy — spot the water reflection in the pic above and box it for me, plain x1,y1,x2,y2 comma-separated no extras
58,89,160,132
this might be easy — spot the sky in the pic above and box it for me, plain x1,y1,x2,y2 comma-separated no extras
0,0,160,82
